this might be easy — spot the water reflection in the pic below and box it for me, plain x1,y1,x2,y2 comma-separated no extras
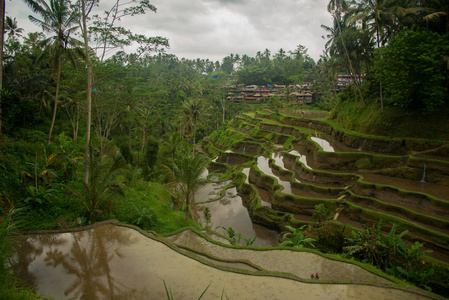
194,185,279,247
311,137,335,152
12,226,140,299
256,156,292,194
272,151,287,169
288,150,312,170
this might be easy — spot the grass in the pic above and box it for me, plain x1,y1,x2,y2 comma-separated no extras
113,181,199,235
330,101,449,141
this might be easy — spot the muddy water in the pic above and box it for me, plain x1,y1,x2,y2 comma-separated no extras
272,151,287,169
288,149,313,169
242,167,272,208
256,156,292,194
194,186,279,247
12,224,431,300
194,172,279,247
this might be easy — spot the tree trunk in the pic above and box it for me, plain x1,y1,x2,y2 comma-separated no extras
0,0,5,135
335,13,365,105
75,101,79,139
193,119,196,155
376,28,384,110
47,55,62,144
222,88,225,124
81,0,92,185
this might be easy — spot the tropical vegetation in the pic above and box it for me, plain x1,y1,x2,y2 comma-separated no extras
0,0,448,298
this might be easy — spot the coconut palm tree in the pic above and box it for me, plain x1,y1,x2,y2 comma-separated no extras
181,97,207,154
348,0,422,109
75,147,130,222
423,0,449,34
327,0,365,104
173,152,207,219
24,0,83,144
4,16,24,40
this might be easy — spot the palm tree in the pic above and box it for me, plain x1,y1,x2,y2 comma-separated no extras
349,0,421,109
24,0,83,144
173,152,207,219
327,0,365,105
161,131,185,173
4,16,24,40
424,0,449,34
181,97,207,154
0,0,5,134
75,148,129,222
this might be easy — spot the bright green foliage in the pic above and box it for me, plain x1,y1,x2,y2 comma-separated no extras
280,225,316,248
344,220,434,289
114,182,195,234
372,27,449,112
217,226,241,244
217,226,256,246
243,236,257,246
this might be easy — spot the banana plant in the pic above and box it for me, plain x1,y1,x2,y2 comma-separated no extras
280,225,316,248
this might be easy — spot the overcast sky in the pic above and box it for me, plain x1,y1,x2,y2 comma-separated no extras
7,0,333,63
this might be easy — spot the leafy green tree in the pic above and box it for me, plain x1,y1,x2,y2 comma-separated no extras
348,0,421,109
372,27,449,112
24,0,84,144
344,220,434,289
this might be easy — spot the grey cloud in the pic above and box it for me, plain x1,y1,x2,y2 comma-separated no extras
8,0,332,62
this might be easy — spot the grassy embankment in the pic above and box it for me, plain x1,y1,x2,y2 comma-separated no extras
330,101,449,141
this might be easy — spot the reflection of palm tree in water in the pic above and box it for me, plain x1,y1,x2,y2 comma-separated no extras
44,225,137,299
12,234,64,289
14,225,140,299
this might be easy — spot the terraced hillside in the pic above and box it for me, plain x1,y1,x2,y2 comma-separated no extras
202,110,449,273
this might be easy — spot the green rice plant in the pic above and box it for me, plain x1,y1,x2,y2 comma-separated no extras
244,236,257,246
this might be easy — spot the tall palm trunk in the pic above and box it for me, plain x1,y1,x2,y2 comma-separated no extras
193,119,196,155
335,13,365,105
81,0,93,185
0,0,4,135
47,55,62,144
376,27,384,110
